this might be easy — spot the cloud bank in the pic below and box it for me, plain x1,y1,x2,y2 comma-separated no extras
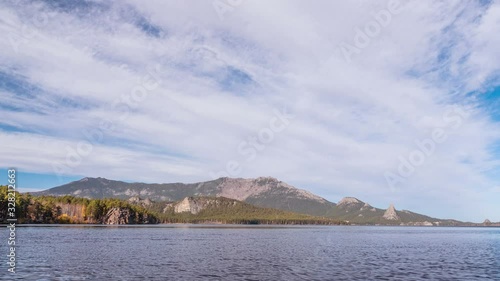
0,0,499,221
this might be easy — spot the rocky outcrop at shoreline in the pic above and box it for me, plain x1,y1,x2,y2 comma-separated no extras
103,207,158,224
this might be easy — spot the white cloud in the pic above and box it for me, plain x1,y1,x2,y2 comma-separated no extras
0,0,499,221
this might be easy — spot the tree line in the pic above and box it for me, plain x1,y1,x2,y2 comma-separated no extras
0,186,157,224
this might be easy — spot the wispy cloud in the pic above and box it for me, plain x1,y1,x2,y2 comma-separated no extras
0,0,499,221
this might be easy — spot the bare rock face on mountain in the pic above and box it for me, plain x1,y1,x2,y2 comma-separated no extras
217,177,273,201
360,203,374,212
173,197,213,214
336,197,367,214
234,177,334,216
337,197,362,206
165,197,240,215
383,204,400,220
218,177,328,202
128,196,152,207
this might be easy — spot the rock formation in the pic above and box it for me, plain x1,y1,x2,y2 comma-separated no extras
102,207,157,224
383,204,400,220
103,208,133,224
128,196,153,207
170,197,233,215
174,197,207,214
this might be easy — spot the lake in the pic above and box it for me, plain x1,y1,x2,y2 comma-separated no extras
0,225,499,280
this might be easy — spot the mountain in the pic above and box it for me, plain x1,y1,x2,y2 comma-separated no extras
36,177,335,216
326,197,460,226
482,219,500,226
3,185,341,225
36,177,464,225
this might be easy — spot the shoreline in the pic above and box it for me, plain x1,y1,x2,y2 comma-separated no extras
2,223,499,228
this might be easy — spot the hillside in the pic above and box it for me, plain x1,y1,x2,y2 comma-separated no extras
157,196,344,224
328,197,462,226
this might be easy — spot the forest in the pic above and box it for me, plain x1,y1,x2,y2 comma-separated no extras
0,185,157,224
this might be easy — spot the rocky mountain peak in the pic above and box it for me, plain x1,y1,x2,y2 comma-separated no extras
216,177,327,203
255,176,279,182
383,204,400,220
217,178,274,201
78,177,109,185
337,197,362,206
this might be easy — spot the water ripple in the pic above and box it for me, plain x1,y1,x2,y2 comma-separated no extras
0,226,498,280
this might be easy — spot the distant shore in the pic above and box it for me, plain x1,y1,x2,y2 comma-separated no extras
2,223,499,227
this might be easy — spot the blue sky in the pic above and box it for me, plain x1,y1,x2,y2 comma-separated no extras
0,0,499,222
0,168,81,192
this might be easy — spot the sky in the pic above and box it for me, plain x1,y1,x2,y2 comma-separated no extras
0,0,499,222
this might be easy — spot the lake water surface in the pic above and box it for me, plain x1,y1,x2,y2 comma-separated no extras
0,225,498,280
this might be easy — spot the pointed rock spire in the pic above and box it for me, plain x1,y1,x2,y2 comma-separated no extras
383,204,400,220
